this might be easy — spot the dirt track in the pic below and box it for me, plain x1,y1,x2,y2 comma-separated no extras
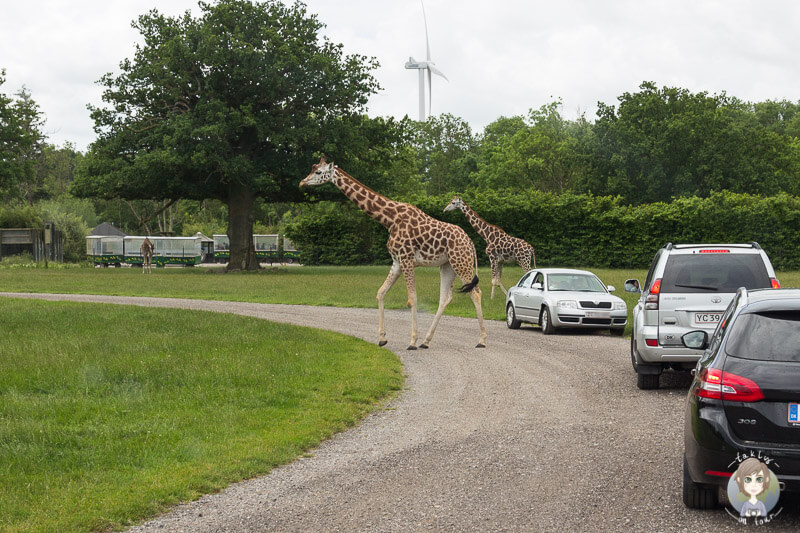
3,292,798,532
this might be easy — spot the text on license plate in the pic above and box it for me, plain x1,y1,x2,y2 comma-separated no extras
694,312,722,324
585,311,610,318
790,403,799,425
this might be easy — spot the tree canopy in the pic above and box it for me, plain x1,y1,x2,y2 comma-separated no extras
72,0,386,270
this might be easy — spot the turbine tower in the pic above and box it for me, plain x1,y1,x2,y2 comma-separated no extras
404,0,448,121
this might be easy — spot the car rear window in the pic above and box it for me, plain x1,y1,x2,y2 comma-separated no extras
661,254,771,293
725,311,800,362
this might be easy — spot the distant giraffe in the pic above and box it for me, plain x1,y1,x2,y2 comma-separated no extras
300,157,487,349
141,237,154,274
444,196,536,299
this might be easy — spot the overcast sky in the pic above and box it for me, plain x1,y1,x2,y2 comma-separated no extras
2,0,800,151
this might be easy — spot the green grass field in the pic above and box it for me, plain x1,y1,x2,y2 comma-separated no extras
0,297,402,533
0,264,657,323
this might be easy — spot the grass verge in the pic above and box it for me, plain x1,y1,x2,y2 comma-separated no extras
0,297,403,533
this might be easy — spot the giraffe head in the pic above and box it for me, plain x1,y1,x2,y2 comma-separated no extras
444,195,465,212
300,156,338,188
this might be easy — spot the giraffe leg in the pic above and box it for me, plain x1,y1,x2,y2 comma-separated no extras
419,263,456,349
470,286,488,348
376,261,401,346
490,257,501,300
400,261,418,350
495,262,508,297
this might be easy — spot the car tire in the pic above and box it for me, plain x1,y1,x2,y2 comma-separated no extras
506,304,521,329
636,372,660,390
683,455,717,509
610,327,625,336
631,337,660,389
540,306,555,335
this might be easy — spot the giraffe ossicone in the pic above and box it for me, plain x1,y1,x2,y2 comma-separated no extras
444,195,536,299
300,157,487,349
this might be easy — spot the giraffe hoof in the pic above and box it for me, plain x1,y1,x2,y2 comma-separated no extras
419,343,429,349
378,340,388,347
476,343,486,348
407,345,417,351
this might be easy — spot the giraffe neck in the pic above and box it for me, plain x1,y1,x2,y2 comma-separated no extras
334,169,402,228
459,202,494,240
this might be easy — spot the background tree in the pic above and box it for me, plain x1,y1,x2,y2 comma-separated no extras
0,70,46,204
578,82,800,203
475,102,589,192
73,0,382,270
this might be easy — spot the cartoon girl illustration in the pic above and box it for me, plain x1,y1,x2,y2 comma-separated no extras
734,457,771,518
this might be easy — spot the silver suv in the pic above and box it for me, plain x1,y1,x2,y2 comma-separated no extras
625,243,779,390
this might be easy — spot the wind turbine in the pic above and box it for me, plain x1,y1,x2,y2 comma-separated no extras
404,0,448,121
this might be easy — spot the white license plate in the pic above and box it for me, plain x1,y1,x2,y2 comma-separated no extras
585,311,611,318
694,312,722,324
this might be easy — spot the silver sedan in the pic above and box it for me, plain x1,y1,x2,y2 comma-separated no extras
505,268,627,335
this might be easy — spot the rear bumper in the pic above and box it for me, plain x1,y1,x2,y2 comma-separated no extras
685,398,800,492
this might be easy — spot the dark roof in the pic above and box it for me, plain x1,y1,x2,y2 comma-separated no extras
91,222,128,237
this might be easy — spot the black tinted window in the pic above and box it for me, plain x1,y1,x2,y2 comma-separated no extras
661,254,770,293
726,311,800,362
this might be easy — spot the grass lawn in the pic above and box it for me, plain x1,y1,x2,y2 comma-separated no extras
0,297,402,533
0,264,654,325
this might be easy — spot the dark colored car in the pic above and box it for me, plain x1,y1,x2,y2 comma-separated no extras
683,287,800,509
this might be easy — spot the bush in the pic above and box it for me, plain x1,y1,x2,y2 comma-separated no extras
288,190,800,270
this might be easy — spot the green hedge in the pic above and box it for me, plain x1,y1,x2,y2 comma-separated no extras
286,190,800,270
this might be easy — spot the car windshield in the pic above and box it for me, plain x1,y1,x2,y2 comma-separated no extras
547,274,606,292
661,254,771,293
725,311,800,362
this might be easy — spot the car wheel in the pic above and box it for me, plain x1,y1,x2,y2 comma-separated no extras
610,327,625,336
682,455,717,509
540,307,555,335
506,304,521,329
636,372,660,390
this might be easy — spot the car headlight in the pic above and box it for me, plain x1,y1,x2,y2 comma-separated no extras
614,301,626,311
557,300,577,309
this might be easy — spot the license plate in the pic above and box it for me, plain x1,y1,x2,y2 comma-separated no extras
585,311,610,318
790,403,800,424
694,312,722,325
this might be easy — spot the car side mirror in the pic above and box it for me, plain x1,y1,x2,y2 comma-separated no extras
624,279,641,293
607,285,616,293
682,330,708,350
531,282,543,290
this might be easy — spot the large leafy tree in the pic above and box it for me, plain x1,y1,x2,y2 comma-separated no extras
73,0,380,270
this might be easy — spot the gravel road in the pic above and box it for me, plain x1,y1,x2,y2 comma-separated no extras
3,292,798,532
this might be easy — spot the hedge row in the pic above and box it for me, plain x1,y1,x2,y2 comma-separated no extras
286,190,800,270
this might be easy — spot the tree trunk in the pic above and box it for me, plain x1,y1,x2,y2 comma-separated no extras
225,182,260,272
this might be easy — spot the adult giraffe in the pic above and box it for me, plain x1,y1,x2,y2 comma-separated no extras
444,196,536,299
140,236,154,274
300,157,487,349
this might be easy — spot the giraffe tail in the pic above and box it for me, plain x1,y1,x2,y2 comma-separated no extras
458,275,479,293
457,253,480,293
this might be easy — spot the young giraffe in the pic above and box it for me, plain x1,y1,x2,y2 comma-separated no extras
140,236,154,274
444,196,536,299
300,157,487,349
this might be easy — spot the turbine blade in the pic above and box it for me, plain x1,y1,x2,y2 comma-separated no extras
421,0,431,61
429,64,448,82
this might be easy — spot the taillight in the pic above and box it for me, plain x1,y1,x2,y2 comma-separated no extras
695,368,764,402
771,278,781,289
699,249,730,253
645,279,661,310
